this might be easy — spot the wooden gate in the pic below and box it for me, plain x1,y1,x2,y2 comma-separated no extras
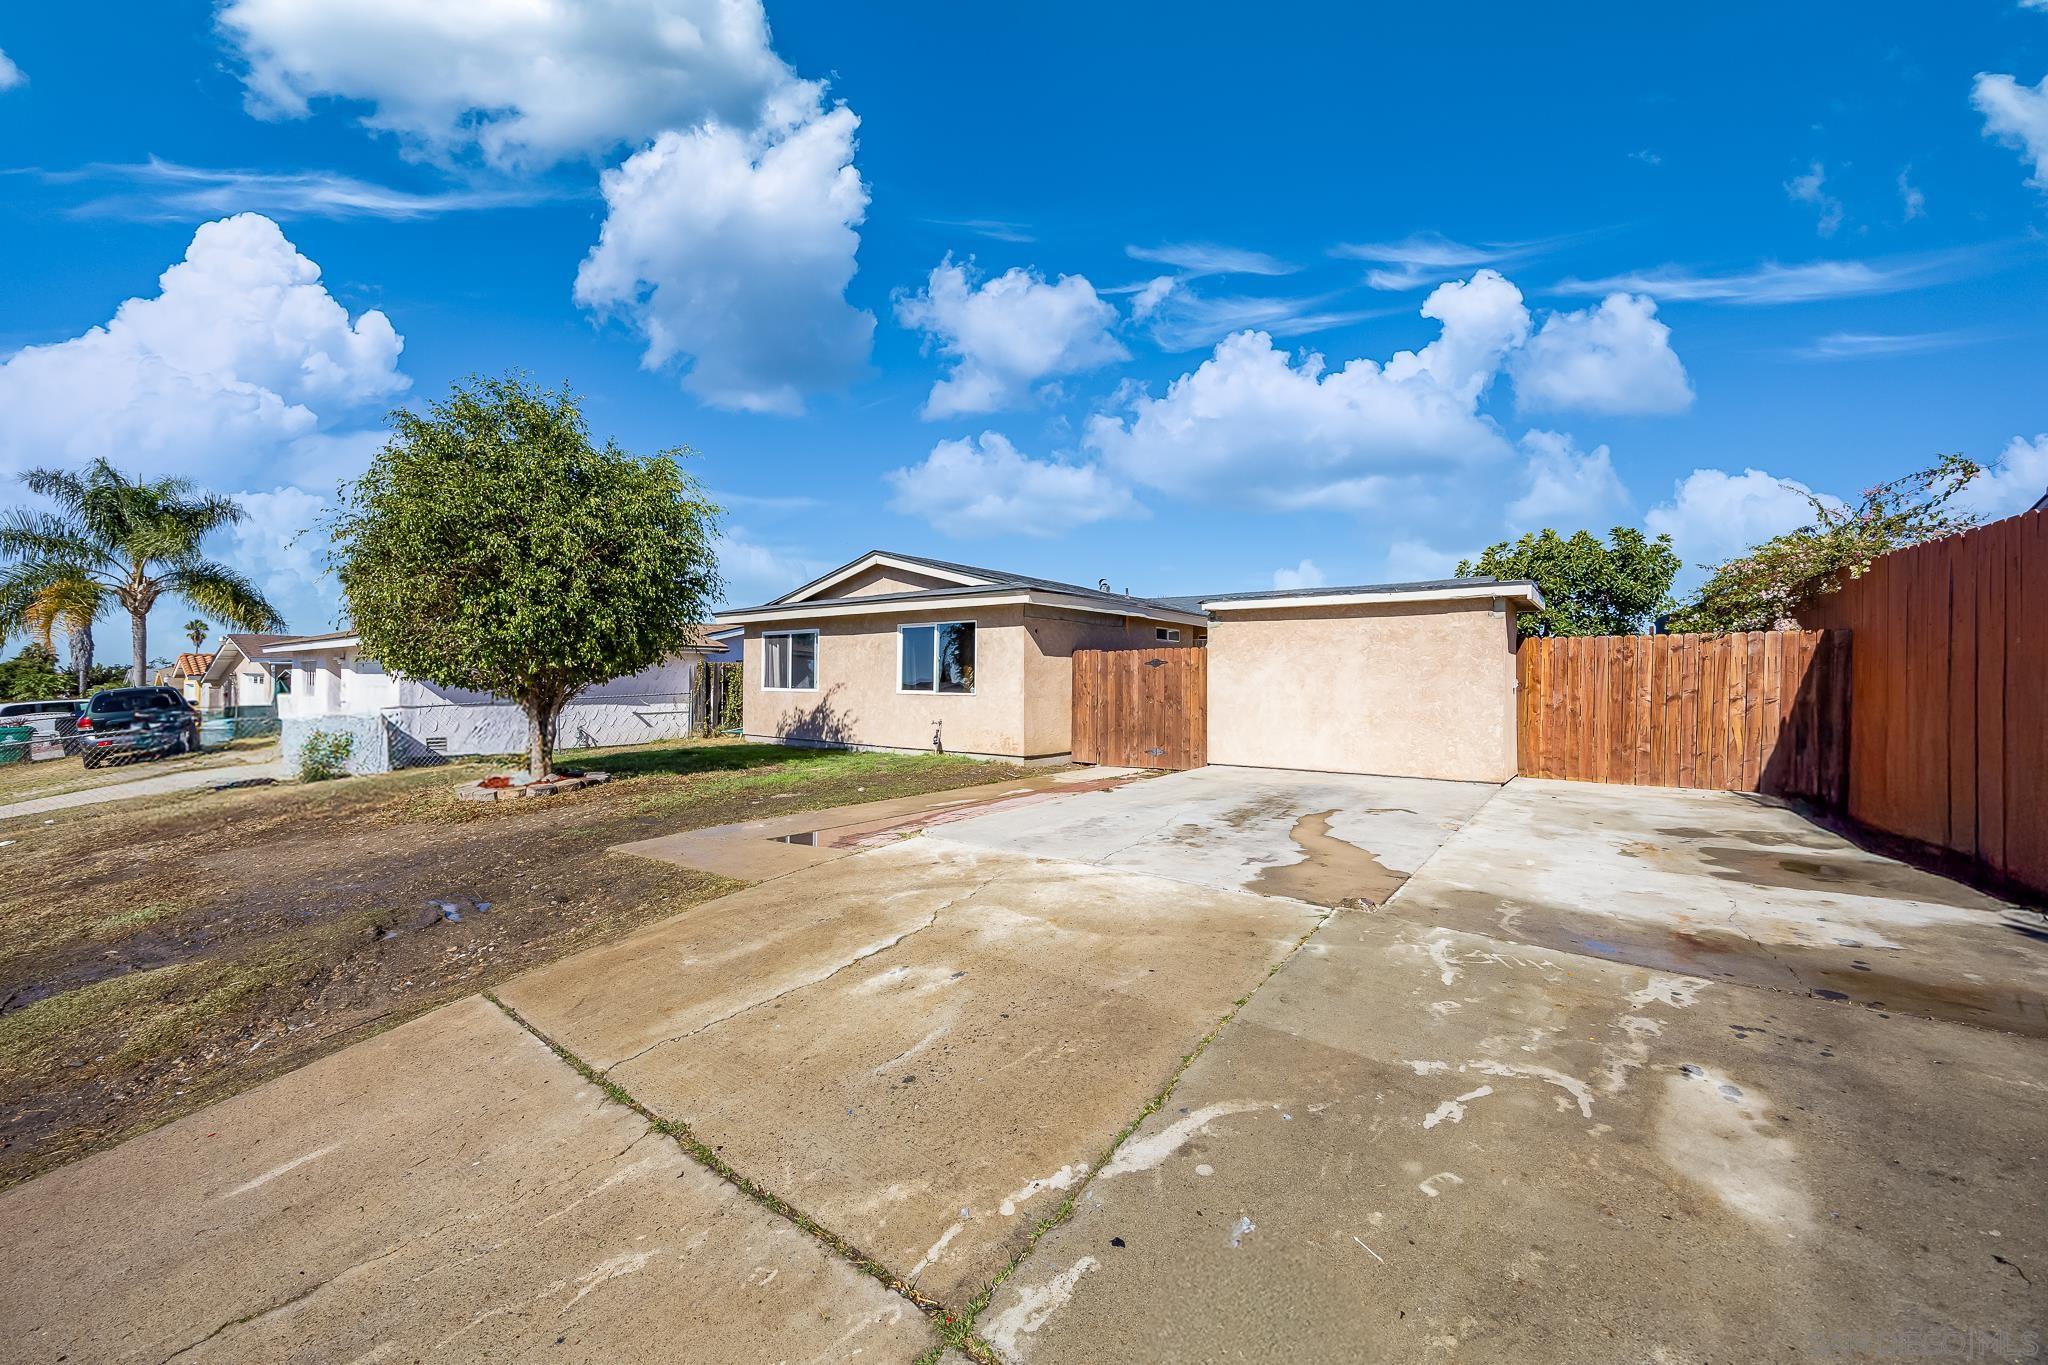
1072,648,1206,769
1517,630,1850,803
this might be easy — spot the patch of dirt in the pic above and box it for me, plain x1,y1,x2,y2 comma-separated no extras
0,741,1027,1188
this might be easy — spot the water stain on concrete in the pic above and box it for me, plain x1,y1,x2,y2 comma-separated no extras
1247,809,1406,908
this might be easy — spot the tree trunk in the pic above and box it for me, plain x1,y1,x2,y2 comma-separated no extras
68,622,93,696
129,609,148,687
526,701,558,781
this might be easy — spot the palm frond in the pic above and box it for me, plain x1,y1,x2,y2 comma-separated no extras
163,560,286,632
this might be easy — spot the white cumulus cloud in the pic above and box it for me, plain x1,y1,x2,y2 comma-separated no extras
0,48,24,91
1958,434,2048,520
217,0,802,169
1973,72,2048,190
895,259,1126,418
1507,431,1630,533
1272,559,1325,590
717,528,827,607
0,213,406,488
1512,293,1693,415
886,432,1140,536
1646,468,1835,575
574,103,873,415
1083,271,1529,502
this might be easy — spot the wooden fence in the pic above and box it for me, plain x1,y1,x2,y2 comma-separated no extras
1798,507,2046,898
1517,630,1851,804
1071,648,1206,770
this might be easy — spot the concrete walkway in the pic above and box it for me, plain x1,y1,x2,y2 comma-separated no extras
0,752,286,823
2,770,2041,1363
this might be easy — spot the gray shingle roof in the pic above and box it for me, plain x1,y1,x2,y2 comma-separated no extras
757,550,1199,618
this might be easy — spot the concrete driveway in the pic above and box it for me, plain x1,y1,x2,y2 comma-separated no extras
3,766,2042,1363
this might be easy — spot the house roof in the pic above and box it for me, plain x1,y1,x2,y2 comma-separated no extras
172,652,212,677
200,633,297,684
1196,576,1545,612
725,552,1543,624
737,549,1205,624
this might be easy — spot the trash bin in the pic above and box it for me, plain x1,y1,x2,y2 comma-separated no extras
0,725,32,767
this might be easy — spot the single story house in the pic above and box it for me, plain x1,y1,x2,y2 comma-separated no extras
267,629,727,774
156,652,215,705
713,550,1542,782
194,633,296,711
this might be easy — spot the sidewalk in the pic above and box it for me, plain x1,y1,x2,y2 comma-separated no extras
0,752,288,823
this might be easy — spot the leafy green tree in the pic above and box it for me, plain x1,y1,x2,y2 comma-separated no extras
0,461,285,685
1666,455,1983,633
332,374,723,780
0,644,122,702
1457,527,1680,637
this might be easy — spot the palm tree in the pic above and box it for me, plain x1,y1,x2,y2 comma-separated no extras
0,564,105,695
184,618,210,650
0,461,285,686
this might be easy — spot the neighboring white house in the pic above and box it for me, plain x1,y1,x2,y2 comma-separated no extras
268,629,726,773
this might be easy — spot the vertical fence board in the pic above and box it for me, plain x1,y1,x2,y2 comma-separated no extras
1795,507,2044,899
1514,630,1849,800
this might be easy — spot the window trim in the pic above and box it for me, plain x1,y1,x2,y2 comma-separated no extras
761,628,820,693
896,619,978,696
1155,627,1181,643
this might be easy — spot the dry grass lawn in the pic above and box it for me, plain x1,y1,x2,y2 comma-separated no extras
0,739,1024,1189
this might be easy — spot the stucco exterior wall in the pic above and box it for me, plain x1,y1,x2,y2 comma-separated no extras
743,606,1036,758
817,565,965,599
1019,609,1185,756
740,605,1180,760
1204,599,1518,782
279,647,700,759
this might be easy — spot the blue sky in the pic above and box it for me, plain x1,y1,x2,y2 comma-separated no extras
2,1,2045,662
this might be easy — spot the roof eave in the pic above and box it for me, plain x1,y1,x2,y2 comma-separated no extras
716,588,1208,628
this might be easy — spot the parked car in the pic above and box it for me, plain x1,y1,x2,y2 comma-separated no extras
0,698,84,759
74,687,201,767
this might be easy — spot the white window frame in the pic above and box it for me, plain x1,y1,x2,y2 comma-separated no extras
897,619,977,696
761,629,819,692
1155,627,1181,642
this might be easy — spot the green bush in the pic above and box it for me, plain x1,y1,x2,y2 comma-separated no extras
298,730,355,782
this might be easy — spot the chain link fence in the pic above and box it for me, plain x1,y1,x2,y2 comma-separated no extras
0,703,279,770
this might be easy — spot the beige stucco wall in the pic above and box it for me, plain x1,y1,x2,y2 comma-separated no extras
742,604,1179,760
1204,599,1518,782
821,565,964,599
745,606,1033,758
1019,609,1186,756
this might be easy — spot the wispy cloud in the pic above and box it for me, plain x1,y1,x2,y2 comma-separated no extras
44,158,560,221
1330,231,1579,291
706,488,825,513
1556,249,1988,305
1125,242,1298,278
1792,329,1987,360
1785,161,1844,237
1135,279,1394,352
927,217,1036,244
0,48,25,91
1629,149,1663,166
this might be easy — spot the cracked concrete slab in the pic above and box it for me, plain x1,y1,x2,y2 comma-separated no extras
0,996,935,1364
499,837,1324,1303
926,765,1498,907
1385,778,2048,1035
982,908,2048,1362
610,767,1148,883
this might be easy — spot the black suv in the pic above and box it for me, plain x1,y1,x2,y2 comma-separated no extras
75,687,202,767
